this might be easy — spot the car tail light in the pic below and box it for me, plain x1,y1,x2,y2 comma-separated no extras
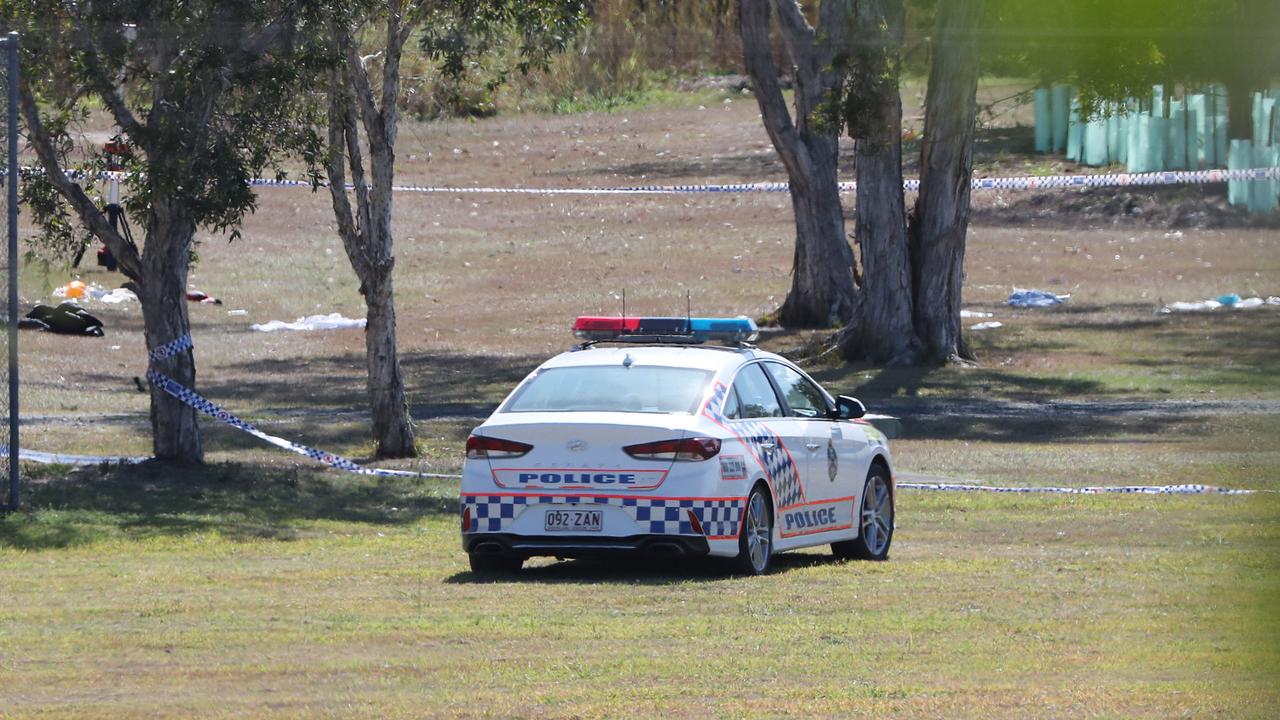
687,509,705,535
466,435,533,459
461,506,472,533
623,437,721,461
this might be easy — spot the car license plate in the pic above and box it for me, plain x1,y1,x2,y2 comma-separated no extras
544,508,603,532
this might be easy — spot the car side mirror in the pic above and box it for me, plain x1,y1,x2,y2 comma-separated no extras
832,395,866,420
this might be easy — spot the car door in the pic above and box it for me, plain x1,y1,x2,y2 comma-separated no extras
721,363,806,515
761,362,868,542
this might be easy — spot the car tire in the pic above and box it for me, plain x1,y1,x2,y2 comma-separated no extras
734,483,774,575
832,466,894,561
468,552,523,574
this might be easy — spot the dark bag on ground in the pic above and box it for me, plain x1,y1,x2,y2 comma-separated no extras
22,302,105,336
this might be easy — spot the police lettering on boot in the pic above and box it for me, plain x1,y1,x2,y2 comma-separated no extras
491,468,670,489
517,471,637,485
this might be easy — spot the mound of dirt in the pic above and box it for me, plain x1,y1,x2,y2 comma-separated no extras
971,181,1280,230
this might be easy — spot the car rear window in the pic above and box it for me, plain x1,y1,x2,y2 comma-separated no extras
502,365,713,414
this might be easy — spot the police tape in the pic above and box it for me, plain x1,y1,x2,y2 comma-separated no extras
30,165,1280,196
143,335,458,480
6,331,1260,493
0,446,147,465
895,481,1253,495
257,166,1280,194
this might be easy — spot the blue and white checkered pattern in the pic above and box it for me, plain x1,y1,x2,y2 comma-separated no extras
463,494,745,537
148,333,193,363
701,382,804,509
734,420,802,508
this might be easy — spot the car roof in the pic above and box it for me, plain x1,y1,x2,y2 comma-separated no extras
540,344,768,373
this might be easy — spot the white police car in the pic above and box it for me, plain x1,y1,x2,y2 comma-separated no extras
460,316,895,574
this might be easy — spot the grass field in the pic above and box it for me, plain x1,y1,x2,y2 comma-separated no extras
2,91,1279,717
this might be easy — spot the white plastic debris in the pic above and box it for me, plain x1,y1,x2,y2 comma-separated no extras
960,309,994,318
1160,296,1271,313
96,287,138,304
1162,300,1220,312
970,321,1004,330
53,281,137,304
251,313,366,332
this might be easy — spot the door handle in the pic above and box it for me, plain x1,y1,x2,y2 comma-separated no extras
805,442,822,451
759,441,776,451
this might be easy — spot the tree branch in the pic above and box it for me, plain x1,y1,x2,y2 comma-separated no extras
739,0,814,189
379,1,405,150
325,70,373,285
232,2,300,64
65,9,143,142
18,77,143,283
770,0,817,68
340,28,386,149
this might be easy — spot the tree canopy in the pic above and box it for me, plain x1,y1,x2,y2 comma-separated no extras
984,0,1280,133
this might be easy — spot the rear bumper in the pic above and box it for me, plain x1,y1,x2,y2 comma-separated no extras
464,532,711,559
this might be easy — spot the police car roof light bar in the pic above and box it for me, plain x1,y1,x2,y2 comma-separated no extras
572,316,759,345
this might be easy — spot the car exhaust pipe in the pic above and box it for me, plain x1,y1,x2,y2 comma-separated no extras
473,541,506,555
648,541,685,556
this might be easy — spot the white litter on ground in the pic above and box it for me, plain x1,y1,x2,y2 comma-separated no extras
96,287,138,304
1160,296,1273,313
251,313,366,332
970,321,1004,331
52,282,137,304
960,309,994,318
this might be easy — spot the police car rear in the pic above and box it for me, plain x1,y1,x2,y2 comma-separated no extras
460,317,755,573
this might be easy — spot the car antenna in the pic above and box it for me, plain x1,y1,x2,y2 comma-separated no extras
621,288,626,320
685,289,691,332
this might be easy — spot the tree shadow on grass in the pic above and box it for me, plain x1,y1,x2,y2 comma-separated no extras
1056,311,1280,391
195,349,540,420
0,461,457,551
900,413,1201,443
444,549,838,585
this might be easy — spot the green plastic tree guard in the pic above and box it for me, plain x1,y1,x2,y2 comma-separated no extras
1066,97,1083,162
1084,113,1109,165
1188,94,1206,167
1127,113,1150,173
1051,84,1071,153
1168,99,1187,170
1227,139,1251,206
1106,103,1122,162
1248,144,1277,214
1034,87,1051,153
1148,116,1167,171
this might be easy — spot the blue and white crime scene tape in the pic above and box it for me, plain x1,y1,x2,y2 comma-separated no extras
119,338,1255,494
43,165,1280,196
143,334,457,480
250,166,1280,195
895,481,1252,496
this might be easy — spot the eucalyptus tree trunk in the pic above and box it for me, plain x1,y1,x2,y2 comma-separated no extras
739,0,857,328
909,0,983,363
139,199,203,460
20,79,205,464
836,0,916,364
326,7,416,458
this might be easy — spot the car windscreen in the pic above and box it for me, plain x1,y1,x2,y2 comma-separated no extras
502,365,713,414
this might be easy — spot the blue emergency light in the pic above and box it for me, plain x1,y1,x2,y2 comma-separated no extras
573,316,759,344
